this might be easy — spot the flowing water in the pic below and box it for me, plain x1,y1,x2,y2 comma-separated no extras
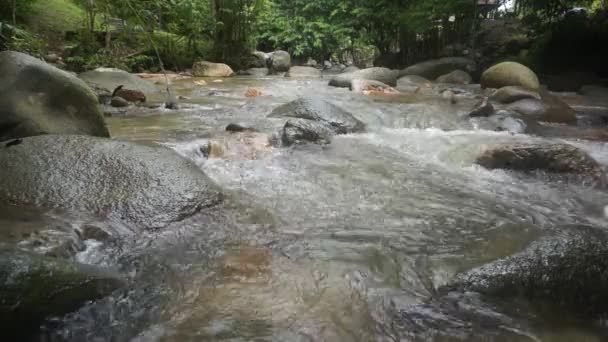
34,76,608,341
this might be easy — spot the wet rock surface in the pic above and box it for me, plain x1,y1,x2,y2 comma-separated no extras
475,142,605,185
0,250,125,337
0,51,109,141
269,97,365,134
282,118,334,146
0,135,223,230
446,226,608,317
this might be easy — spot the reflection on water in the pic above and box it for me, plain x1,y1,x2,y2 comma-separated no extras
27,76,608,340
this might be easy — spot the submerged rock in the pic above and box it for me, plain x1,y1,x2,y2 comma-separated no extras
489,85,541,104
0,250,124,336
0,51,109,141
468,98,495,117
447,226,608,317
400,57,476,80
0,135,222,230
282,119,334,146
192,61,235,77
350,79,398,94
110,96,130,108
329,67,398,88
286,66,321,78
269,98,365,134
436,70,473,84
507,91,577,124
481,62,540,91
475,143,604,185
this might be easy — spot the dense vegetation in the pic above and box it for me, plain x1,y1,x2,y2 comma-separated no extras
0,0,606,73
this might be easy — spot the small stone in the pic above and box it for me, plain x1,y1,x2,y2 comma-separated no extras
111,96,130,108
469,98,495,117
226,123,256,133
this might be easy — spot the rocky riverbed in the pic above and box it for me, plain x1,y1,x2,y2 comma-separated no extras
2,51,608,341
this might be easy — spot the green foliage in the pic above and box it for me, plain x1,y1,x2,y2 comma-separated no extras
0,21,45,57
0,0,37,24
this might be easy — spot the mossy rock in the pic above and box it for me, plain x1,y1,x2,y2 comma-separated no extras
481,61,540,90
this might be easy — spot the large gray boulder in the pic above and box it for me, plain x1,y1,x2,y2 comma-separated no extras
269,98,365,134
328,67,398,88
0,135,223,230
0,250,124,336
475,143,604,185
192,61,235,77
79,67,159,94
268,50,291,73
285,66,322,78
399,57,476,80
447,226,608,316
0,51,109,141
481,62,540,91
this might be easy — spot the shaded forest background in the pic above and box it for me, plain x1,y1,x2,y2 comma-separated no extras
1,0,607,76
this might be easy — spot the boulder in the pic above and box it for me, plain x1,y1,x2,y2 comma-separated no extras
110,96,129,108
247,51,268,68
269,98,365,134
342,66,360,73
475,143,604,185
396,75,433,92
350,79,398,94
243,67,269,76
0,135,223,230
192,61,235,77
447,226,608,316
285,66,322,78
0,250,124,336
0,51,109,141
268,50,291,73
507,91,577,123
489,85,541,104
79,67,159,94
329,67,398,88
436,70,472,84
399,57,476,80
480,62,540,90
282,119,334,146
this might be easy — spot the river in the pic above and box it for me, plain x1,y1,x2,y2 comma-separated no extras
39,75,608,341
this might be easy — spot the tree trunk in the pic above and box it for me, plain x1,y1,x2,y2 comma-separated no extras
12,0,16,25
